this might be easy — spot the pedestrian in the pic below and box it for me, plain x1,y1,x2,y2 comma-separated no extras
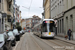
67,29,72,40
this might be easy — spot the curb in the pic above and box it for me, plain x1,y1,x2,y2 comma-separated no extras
55,37,75,45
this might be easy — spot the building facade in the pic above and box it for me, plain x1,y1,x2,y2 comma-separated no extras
5,0,14,31
43,0,51,19
19,11,22,26
26,18,32,29
64,0,75,40
21,19,26,29
0,0,15,32
51,0,75,40
32,15,41,28
15,4,20,23
51,0,64,36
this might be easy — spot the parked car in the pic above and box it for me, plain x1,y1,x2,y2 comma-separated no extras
7,31,16,46
19,31,23,36
22,30,25,34
19,30,25,37
20,30,25,34
0,34,12,50
13,29,20,41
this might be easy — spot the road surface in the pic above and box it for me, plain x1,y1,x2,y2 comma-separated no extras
12,32,75,50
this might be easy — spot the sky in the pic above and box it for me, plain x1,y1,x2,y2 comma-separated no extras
16,0,43,19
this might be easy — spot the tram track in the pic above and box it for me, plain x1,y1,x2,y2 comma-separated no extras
13,32,75,50
30,33,55,50
30,33,43,50
50,39,75,46
31,32,75,50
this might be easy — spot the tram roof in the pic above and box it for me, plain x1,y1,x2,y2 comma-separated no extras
43,19,54,21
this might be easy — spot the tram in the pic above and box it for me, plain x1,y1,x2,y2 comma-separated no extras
33,19,55,38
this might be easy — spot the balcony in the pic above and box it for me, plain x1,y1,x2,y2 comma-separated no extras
7,15,12,22
7,4,14,16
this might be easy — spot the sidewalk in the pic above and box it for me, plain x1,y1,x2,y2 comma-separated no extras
55,36,75,45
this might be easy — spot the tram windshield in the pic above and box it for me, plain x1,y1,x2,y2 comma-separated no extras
42,21,55,32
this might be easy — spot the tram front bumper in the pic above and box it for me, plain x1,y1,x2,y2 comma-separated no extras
42,32,55,38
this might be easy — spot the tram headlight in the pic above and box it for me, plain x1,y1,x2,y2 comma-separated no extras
52,33,54,34
52,33,55,35
46,33,47,34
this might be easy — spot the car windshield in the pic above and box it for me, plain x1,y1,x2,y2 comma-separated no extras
13,29,18,33
0,34,4,41
8,31,14,36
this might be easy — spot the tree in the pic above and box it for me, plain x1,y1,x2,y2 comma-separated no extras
16,22,20,27
16,22,22,31
16,26,22,31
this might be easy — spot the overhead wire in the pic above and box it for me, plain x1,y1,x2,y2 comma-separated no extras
28,0,33,18
29,0,33,10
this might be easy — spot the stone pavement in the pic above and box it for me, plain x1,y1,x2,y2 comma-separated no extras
55,36,75,45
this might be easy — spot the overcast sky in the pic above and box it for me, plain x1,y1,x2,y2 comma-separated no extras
16,0,43,19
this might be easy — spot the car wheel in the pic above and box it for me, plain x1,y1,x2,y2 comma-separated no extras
3,46,7,50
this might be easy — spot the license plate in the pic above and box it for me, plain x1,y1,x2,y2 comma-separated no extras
49,32,51,35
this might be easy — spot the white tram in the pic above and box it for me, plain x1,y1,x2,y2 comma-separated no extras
33,19,55,38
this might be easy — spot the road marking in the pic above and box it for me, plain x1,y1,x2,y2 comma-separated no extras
13,34,26,50
13,41,19,50
30,33,55,50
